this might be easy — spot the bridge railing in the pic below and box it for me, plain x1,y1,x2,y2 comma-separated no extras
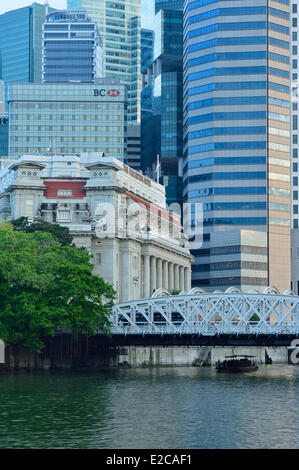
110,321,299,336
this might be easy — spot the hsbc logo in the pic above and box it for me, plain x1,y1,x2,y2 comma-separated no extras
94,89,120,97
107,89,120,97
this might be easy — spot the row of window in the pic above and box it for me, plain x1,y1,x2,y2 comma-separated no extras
188,96,267,110
188,66,289,81
188,126,266,140
201,202,267,211
187,187,266,198
187,171,266,183
188,111,266,125
186,156,266,169
188,0,288,10
210,245,268,256
188,22,289,40
188,36,288,53
188,141,266,154
188,81,289,96
189,7,268,25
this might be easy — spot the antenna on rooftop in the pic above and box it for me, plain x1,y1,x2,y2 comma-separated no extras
44,0,49,16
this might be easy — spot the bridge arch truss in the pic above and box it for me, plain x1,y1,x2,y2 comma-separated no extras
111,289,299,336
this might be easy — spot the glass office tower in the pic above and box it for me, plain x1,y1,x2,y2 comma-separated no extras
184,0,291,292
43,10,103,83
67,0,141,123
141,1,184,206
0,3,55,104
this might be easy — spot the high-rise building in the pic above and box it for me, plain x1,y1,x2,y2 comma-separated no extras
155,0,183,14
141,1,184,206
0,3,55,104
42,10,103,83
8,80,127,161
67,0,141,123
183,0,291,293
290,1,299,293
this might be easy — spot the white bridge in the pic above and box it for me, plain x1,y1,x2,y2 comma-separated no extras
111,287,299,336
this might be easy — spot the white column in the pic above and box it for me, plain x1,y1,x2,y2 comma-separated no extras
156,258,162,290
184,267,189,292
144,255,150,298
150,256,156,295
162,260,168,291
179,266,185,292
168,262,174,292
174,264,180,291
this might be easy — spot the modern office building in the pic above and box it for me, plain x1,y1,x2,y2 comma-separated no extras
0,153,192,302
141,29,154,73
8,80,127,161
0,3,55,104
127,124,141,171
141,1,184,206
183,0,291,293
67,0,141,123
155,0,183,14
42,10,103,83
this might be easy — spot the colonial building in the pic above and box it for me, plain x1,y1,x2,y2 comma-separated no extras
0,153,192,302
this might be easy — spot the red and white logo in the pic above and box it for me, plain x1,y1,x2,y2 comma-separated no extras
107,89,120,97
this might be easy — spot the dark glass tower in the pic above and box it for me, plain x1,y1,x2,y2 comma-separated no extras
141,0,184,206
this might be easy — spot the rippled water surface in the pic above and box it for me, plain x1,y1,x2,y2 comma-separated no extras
0,365,298,449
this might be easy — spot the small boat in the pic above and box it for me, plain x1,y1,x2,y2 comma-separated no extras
216,355,258,373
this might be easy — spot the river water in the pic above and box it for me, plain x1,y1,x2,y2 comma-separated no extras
0,364,298,449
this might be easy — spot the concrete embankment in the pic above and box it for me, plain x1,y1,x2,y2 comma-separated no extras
117,345,288,367
0,335,290,372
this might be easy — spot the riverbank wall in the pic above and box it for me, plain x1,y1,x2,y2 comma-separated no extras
0,335,289,371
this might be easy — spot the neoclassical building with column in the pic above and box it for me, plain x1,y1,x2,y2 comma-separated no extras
0,153,192,302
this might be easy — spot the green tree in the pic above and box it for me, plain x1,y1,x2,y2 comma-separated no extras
12,217,74,246
0,223,115,353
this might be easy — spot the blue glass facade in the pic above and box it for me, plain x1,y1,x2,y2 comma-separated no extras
43,10,103,83
184,0,291,291
68,0,141,123
141,2,183,205
0,3,54,105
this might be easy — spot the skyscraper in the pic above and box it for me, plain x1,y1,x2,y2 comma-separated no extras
183,0,291,292
43,10,103,83
0,3,55,103
67,0,141,123
141,0,184,206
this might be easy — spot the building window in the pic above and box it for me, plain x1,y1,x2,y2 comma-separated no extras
58,210,71,220
58,190,72,196
95,253,101,264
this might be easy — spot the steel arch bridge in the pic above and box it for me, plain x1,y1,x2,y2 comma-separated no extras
111,287,299,337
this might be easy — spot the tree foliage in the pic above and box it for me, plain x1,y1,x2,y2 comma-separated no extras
0,223,115,353
12,217,74,246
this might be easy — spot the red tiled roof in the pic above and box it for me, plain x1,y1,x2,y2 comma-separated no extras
125,191,182,227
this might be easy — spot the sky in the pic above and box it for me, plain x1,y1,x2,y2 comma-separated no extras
0,0,154,28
